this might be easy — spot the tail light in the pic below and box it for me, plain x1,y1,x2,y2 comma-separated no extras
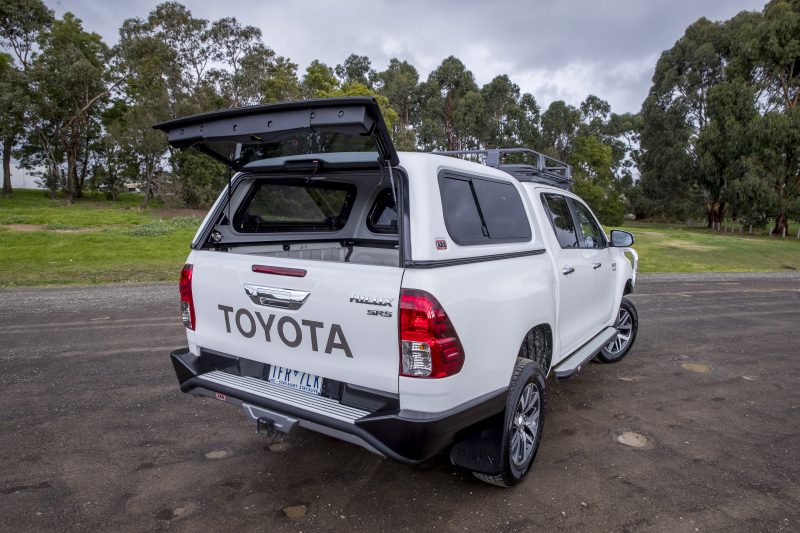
179,264,195,330
399,289,464,378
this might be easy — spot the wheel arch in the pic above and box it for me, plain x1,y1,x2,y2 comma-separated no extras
624,278,634,295
518,323,553,376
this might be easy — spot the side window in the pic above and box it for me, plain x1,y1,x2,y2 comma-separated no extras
439,176,487,245
542,194,579,248
439,173,531,246
367,189,398,234
472,179,532,241
571,200,606,248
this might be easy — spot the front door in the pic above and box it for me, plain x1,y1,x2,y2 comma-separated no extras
540,193,612,358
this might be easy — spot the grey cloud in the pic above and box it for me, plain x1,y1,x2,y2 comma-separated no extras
48,0,768,113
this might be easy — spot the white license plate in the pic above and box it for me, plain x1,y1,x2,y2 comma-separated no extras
267,365,323,395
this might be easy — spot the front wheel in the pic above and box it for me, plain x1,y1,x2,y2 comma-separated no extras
596,296,638,363
473,358,546,487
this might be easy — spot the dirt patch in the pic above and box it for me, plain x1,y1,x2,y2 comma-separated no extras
636,231,668,238
204,449,230,460
616,431,650,448
2,224,97,234
662,239,722,252
679,362,712,374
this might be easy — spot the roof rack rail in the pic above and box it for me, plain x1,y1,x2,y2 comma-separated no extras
433,148,573,190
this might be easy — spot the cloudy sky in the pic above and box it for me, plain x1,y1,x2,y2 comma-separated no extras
46,0,767,114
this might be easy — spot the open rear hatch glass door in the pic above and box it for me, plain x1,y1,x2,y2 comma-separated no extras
153,96,399,170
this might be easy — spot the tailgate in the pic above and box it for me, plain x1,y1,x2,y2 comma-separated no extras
190,250,403,394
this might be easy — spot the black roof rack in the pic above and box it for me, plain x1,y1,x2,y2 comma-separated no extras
433,148,573,190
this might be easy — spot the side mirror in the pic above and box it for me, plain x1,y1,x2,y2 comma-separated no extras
610,229,635,247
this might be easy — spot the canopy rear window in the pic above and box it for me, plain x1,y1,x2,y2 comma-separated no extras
233,181,356,233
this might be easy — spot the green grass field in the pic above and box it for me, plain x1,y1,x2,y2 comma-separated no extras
1,189,799,286
0,190,200,286
612,222,800,273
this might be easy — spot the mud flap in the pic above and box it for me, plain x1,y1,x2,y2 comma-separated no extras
449,412,505,475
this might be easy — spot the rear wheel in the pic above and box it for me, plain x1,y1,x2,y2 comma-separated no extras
473,358,546,487
596,296,638,363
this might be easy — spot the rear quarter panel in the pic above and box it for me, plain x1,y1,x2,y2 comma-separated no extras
399,255,555,412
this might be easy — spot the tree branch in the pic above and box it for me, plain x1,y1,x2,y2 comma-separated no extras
63,77,124,132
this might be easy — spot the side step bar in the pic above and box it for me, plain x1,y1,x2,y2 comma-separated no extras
554,327,617,379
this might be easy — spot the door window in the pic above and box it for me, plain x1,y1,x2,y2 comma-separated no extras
542,194,579,248
571,200,606,248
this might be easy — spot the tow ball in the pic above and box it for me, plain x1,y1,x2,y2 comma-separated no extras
256,417,279,438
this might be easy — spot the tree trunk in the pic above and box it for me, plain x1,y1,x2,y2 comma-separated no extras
706,201,725,228
2,135,12,196
141,157,153,209
773,212,789,237
66,147,77,200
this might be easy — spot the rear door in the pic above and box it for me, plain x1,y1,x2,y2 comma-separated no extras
190,251,403,394
153,96,399,170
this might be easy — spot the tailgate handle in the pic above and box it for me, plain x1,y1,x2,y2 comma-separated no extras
244,284,310,310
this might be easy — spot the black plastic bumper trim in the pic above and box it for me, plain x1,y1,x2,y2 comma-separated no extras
170,348,507,463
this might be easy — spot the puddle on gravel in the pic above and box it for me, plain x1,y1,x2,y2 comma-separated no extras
616,431,649,448
283,504,307,519
741,375,760,381
679,362,712,374
204,450,230,460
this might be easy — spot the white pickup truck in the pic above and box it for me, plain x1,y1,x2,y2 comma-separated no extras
156,97,639,486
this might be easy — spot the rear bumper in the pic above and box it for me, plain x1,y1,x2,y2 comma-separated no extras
170,348,506,463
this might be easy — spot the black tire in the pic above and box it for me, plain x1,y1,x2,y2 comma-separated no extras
473,358,546,487
596,296,638,363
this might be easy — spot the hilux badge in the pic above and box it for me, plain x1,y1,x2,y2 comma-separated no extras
349,294,394,307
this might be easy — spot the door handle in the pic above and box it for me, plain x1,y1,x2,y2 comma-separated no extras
562,266,575,275
592,262,602,269
243,284,310,310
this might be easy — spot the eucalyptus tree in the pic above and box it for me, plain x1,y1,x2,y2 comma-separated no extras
696,80,758,225
0,0,53,195
301,60,338,99
417,56,481,151
374,58,419,150
261,56,301,103
540,100,580,162
210,17,272,107
22,13,112,199
481,75,523,148
639,17,731,224
746,0,800,234
335,54,375,87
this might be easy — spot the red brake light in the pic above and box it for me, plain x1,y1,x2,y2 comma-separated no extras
252,264,307,277
179,264,195,330
399,289,464,378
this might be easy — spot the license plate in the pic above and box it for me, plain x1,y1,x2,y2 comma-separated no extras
267,365,323,395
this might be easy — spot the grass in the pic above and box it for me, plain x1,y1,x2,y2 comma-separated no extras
0,189,199,287
1,189,799,286
613,222,800,273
